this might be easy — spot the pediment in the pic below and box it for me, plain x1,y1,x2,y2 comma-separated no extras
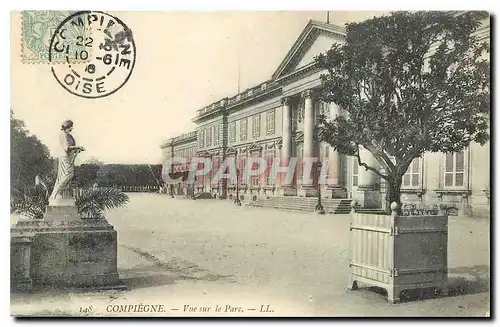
272,20,345,80
248,142,263,153
295,131,304,143
226,147,237,156
197,150,211,158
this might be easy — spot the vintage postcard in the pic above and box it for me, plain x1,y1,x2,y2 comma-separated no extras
10,10,491,317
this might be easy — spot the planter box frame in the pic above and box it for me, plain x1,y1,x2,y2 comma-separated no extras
348,203,448,303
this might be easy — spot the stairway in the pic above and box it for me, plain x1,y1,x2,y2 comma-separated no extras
354,208,389,214
193,192,214,200
251,196,352,214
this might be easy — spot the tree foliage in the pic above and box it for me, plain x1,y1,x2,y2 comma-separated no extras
10,110,55,193
75,187,130,218
11,185,130,219
74,164,102,187
94,164,162,187
315,11,490,208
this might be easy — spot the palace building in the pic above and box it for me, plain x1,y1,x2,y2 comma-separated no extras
161,17,490,217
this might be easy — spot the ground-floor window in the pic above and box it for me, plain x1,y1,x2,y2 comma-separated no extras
250,152,260,187
403,157,421,187
444,150,465,187
352,157,358,187
237,154,247,186
266,150,275,185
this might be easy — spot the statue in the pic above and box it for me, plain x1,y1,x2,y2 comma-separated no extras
49,120,85,202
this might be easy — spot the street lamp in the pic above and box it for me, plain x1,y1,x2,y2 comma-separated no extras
234,168,241,206
315,161,325,214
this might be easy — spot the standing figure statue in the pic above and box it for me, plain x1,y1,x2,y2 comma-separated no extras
49,120,85,200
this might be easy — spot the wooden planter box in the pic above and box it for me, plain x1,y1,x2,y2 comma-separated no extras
348,203,448,303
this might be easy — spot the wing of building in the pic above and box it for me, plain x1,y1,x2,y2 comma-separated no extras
160,16,490,217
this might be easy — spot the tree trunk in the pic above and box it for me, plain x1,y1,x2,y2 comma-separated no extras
385,174,403,215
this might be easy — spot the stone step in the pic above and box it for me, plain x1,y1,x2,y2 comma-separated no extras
251,197,352,214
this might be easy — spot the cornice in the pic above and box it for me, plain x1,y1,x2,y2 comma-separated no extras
275,62,323,85
227,97,282,122
225,85,282,114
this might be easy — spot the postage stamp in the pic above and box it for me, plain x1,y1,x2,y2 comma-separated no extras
21,11,89,64
48,11,136,99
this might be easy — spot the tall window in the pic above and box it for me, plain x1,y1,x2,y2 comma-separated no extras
229,122,236,143
352,158,359,187
240,118,247,141
445,151,465,187
199,130,204,148
212,156,220,185
252,114,261,137
266,110,275,134
266,150,275,185
237,154,247,186
250,152,260,187
206,127,212,147
212,125,219,146
403,158,421,187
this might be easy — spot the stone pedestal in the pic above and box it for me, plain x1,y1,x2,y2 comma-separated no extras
297,186,318,197
11,233,34,292
279,186,297,196
11,204,124,289
45,199,80,221
354,188,382,209
325,187,347,199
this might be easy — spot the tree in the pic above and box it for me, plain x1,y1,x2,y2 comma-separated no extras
10,110,55,194
85,157,105,166
74,164,101,187
74,158,105,187
315,11,490,212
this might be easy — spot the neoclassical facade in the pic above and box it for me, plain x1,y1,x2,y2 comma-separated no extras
161,18,490,217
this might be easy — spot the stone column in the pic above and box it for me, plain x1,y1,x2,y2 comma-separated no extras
326,146,347,198
301,89,317,196
325,103,346,198
355,147,381,208
280,97,294,195
303,90,315,164
358,148,378,189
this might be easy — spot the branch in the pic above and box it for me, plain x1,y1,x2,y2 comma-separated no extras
394,85,403,109
365,143,395,172
361,80,373,103
355,147,388,180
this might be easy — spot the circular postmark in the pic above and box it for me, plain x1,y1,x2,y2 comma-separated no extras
49,11,136,99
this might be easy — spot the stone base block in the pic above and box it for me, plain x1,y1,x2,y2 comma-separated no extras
261,188,276,198
11,218,121,289
354,189,382,209
279,186,297,196
45,205,80,221
11,233,34,293
11,277,33,292
49,197,76,207
297,187,318,197
325,187,347,199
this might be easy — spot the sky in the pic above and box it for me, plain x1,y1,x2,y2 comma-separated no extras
11,11,387,165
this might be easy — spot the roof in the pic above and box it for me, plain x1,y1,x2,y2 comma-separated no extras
271,20,345,80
